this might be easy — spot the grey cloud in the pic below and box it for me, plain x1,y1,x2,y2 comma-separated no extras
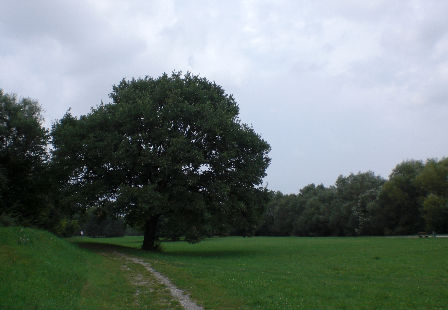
1,0,100,44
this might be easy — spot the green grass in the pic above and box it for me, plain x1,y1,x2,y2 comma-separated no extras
3,228,447,310
0,227,179,310
75,235,448,310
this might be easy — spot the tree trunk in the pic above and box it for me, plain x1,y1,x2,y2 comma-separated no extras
141,215,160,251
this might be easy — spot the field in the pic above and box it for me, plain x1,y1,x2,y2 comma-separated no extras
75,235,448,310
2,227,448,310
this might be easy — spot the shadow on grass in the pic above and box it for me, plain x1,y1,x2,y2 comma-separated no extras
74,240,260,259
161,249,260,258
74,241,139,254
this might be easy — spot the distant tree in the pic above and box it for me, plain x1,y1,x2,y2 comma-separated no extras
293,184,334,236
272,194,302,235
415,158,448,197
52,72,271,250
422,193,448,233
0,90,49,226
374,160,425,235
333,172,385,235
415,158,448,233
356,187,383,235
256,191,302,236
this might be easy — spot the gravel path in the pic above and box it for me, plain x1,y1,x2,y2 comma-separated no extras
115,252,203,310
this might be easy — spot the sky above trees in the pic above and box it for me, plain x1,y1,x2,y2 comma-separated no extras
1,0,448,193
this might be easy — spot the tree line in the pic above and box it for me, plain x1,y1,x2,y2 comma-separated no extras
256,158,448,236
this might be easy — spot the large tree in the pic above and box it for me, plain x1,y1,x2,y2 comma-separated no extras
0,90,49,226
52,72,271,250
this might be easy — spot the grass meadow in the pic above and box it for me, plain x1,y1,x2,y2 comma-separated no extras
2,226,447,310
75,235,448,310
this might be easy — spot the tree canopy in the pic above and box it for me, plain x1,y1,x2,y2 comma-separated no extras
52,72,271,249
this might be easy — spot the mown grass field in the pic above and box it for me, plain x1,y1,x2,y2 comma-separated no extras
0,227,180,310
2,227,447,310
75,235,448,310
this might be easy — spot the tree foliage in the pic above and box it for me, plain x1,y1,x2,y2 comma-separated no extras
81,208,126,237
256,172,386,237
52,72,271,249
417,158,448,232
258,159,448,237
0,90,50,226
334,172,385,235
374,160,426,235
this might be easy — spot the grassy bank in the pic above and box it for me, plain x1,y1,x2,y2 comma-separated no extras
76,235,448,309
0,227,178,310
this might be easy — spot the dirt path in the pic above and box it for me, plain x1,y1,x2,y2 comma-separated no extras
115,252,204,310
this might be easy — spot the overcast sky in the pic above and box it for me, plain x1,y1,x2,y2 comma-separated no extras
1,0,448,193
